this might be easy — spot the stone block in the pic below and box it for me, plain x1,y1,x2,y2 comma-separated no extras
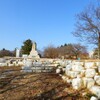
94,75,100,85
72,77,83,90
22,66,31,70
42,70,47,72
66,64,72,71
35,67,41,70
85,62,95,69
31,67,36,70
98,66,100,73
89,86,100,99
47,67,53,70
72,65,84,72
96,62,100,67
82,77,95,89
25,60,33,67
23,69,32,72
35,70,42,73
73,61,84,66
0,63,7,66
85,69,96,78
80,70,86,77
46,70,52,72
56,68,61,74
41,66,45,69
66,71,80,78
90,96,98,100
61,75,67,81
32,70,36,72
62,68,66,72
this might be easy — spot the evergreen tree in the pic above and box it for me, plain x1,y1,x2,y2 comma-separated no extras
21,39,32,55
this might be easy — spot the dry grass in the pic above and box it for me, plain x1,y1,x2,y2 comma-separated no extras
0,66,90,100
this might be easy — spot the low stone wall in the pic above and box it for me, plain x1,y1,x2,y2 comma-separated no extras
22,65,55,73
56,60,100,99
21,59,58,73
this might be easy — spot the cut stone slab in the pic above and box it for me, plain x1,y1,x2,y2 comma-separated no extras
85,69,96,78
72,77,83,90
89,86,100,99
94,75,100,85
82,77,95,89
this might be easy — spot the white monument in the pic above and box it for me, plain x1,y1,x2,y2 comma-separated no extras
16,48,20,57
28,42,40,59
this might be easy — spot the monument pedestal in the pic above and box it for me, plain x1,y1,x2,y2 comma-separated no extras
28,42,40,59
29,50,40,58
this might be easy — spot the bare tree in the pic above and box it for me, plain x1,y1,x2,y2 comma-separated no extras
73,3,100,58
0,48,15,57
43,46,59,58
57,43,88,59
72,44,87,59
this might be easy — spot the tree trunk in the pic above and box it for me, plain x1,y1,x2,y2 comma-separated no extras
98,32,100,59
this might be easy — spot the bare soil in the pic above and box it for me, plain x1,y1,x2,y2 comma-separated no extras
0,66,90,100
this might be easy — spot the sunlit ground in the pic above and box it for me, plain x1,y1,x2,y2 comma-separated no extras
0,66,91,100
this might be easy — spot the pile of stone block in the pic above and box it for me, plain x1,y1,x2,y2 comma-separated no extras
0,58,7,66
0,58,24,67
56,60,100,99
22,59,56,73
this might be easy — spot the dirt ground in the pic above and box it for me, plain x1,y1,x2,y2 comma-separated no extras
0,66,91,100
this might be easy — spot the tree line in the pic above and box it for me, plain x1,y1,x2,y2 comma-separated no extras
0,48,15,57
0,39,88,59
43,43,88,59
21,39,88,59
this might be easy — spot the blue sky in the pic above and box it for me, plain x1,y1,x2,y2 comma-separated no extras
0,0,97,51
